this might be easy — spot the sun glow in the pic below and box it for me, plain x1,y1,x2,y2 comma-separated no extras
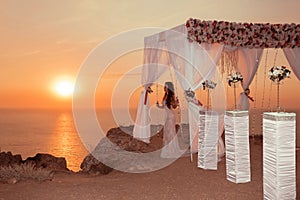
54,79,74,97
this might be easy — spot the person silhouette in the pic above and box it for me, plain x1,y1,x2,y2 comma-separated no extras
156,82,183,158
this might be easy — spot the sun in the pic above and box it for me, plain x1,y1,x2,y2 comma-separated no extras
54,80,74,97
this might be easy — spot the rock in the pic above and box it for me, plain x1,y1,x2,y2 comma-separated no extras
79,124,186,174
0,152,22,167
24,153,68,171
80,126,166,174
80,154,113,175
6,177,17,184
106,128,151,153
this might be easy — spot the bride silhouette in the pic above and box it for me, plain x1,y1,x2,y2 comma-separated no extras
156,82,183,158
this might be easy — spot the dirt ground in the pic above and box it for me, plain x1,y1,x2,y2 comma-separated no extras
0,140,299,200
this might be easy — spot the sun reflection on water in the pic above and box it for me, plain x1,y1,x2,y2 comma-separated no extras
50,112,88,172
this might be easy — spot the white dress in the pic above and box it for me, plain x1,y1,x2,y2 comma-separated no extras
161,101,183,158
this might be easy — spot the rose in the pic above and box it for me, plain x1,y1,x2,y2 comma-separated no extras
186,18,300,48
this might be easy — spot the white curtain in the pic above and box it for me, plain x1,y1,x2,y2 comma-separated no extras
283,47,300,80
209,70,227,159
235,48,263,110
134,24,225,158
165,30,224,153
133,32,169,143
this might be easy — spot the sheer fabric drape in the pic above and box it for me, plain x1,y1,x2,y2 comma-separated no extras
133,24,225,158
166,36,223,153
132,32,169,143
235,48,263,110
133,22,300,163
283,47,300,80
133,25,187,143
100,18,300,177
133,24,224,150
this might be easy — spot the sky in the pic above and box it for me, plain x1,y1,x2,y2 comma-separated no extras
1,0,300,110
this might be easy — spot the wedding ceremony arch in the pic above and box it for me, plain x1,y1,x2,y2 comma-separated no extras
132,18,300,160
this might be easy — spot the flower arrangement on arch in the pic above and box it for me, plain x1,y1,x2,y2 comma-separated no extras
268,66,291,82
226,72,243,86
186,18,300,48
202,80,217,90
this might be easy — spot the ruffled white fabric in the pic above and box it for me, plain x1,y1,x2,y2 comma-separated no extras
225,110,251,183
161,102,184,158
198,111,219,170
263,112,296,200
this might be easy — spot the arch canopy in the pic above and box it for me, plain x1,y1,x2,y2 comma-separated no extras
133,19,300,158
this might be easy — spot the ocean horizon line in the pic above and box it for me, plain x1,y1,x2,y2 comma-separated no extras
1,106,300,111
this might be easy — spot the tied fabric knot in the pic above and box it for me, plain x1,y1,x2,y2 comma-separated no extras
146,86,153,94
243,90,254,102
247,95,254,102
144,86,153,105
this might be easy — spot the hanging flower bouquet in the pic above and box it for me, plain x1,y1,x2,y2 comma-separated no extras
268,66,291,112
226,72,243,110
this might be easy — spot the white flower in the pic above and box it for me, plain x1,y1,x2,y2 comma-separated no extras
227,72,243,86
202,80,217,90
273,70,279,76
226,76,232,82
269,66,291,82
268,71,273,76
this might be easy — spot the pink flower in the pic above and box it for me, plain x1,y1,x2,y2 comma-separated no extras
186,18,300,48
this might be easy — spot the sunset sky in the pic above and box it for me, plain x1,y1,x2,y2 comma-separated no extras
1,0,300,110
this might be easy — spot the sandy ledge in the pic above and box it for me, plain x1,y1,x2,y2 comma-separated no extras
0,139,299,200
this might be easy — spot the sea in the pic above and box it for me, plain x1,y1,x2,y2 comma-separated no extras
0,108,299,172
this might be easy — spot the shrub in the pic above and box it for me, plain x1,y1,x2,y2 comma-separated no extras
0,162,53,183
